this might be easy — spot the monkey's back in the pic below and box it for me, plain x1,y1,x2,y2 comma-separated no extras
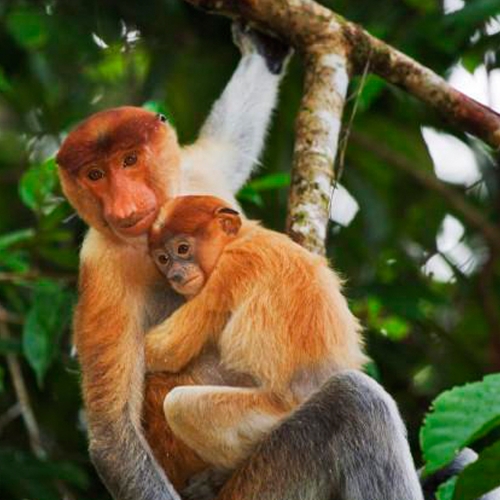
216,222,366,402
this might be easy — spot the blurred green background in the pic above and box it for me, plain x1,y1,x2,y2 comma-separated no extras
0,0,499,498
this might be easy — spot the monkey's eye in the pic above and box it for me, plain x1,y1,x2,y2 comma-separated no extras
157,254,170,266
87,168,104,181
123,153,137,167
177,243,190,256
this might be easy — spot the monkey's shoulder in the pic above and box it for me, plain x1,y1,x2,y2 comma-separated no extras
226,222,328,272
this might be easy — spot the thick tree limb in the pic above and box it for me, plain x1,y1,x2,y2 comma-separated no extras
286,44,348,254
184,0,500,254
185,0,500,150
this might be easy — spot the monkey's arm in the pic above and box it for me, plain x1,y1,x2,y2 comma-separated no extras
145,280,233,373
181,24,291,196
75,232,180,500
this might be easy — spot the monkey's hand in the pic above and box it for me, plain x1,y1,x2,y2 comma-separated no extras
232,21,293,75
144,320,190,374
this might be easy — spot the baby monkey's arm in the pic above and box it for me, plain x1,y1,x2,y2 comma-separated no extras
145,271,233,373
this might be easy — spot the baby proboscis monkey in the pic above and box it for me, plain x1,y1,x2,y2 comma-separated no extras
146,195,366,470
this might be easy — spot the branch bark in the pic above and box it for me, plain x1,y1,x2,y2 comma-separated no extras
286,43,348,254
185,0,500,150
184,0,500,255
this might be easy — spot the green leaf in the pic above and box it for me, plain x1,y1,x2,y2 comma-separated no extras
437,477,457,500
6,7,48,49
453,441,500,500
22,280,74,386
0,228,36,251
0,337,22,355
0,249,30,273
0,365,4,392
237,186,264,207
421,374,500,475
19,158,60,214
379,315,410,340
0,66,12,93
247,172,290,191
0,448,89,500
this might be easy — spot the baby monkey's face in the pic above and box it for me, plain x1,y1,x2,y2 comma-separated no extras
151,234,206,298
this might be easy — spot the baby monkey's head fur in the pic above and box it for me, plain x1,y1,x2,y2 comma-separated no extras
149,195,241,298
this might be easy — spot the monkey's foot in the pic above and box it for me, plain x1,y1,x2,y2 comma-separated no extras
232,21,293,75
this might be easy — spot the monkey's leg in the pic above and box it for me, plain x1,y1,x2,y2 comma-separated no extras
217,370,424,500
163,385,290,471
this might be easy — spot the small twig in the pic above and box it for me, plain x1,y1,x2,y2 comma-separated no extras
0,271,76,283
0,304,23,325
0,320,77,500
0,322,46,459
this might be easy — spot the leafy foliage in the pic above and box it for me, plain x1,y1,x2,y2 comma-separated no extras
421,375,500,498
0,0,500,498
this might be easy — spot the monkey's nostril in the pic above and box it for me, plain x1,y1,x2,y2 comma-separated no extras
169,273,184,284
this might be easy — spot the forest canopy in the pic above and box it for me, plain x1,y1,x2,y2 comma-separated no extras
0,1,500,499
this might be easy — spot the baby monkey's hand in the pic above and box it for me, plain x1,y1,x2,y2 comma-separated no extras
144,321,182,373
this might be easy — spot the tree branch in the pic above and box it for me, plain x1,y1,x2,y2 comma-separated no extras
286,43,348,254
185,0,500,150
184,0,500,255
0,319,77,500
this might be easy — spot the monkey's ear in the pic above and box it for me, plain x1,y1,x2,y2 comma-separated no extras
215,206,241,236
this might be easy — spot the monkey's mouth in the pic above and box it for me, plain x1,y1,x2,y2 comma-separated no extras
113,208,158,237
170,275,203,297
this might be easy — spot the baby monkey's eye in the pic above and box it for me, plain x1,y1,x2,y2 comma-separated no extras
157,253,170,266
177,243,190,255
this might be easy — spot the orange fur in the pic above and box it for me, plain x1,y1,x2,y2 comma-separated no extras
146,196,366,468
57,108,243,493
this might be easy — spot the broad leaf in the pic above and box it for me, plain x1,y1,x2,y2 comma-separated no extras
421,374,500,475
22,280,74,386
437,477,458,500
0,228,35,251
6,7,48,49
453,441,500,500
19,158,60,214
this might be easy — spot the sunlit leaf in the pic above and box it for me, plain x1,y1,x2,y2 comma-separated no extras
421,374,500,475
